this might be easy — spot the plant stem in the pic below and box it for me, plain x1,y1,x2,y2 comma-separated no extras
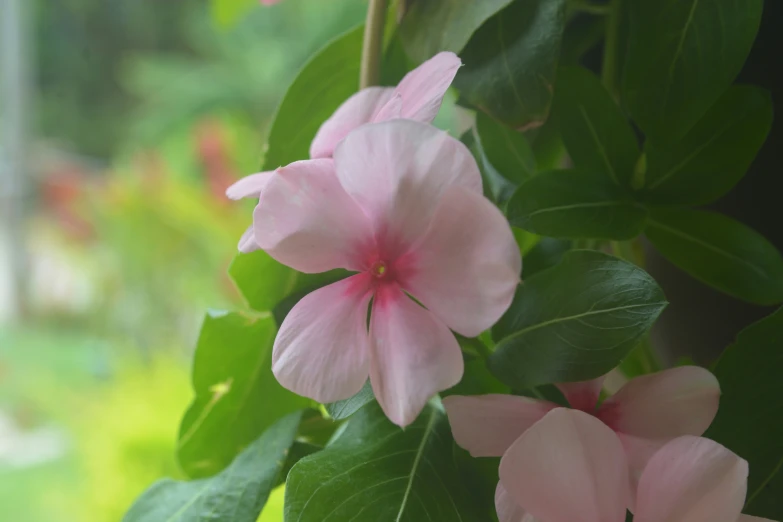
360,0,388,89
601,0,621,95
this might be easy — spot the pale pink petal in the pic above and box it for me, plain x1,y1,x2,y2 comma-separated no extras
372,93,402,122
260,0,281,5
496,482,535,522
253,158,373,273
395,51,462,122
737,516,777,522
226,171,275,200
616,432,666,511
635,436,748,522
237,225,260,253
369,283,463,427
556,375,606,412
499,408,629,522
272,274,373,403
334,120,482,257
443,394,556,457
309,87,395,159
599,366,720,440
396,186,519,337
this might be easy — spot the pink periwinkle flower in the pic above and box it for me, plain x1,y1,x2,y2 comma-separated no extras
494,408,775,522
248,120,520,427
226,52,461,253
443,366,721,515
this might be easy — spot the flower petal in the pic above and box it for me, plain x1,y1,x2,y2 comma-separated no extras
272,274,373,403
237,225,260,253
396,186,520,337
599,366,720,440
369,283,463,427
334,120,482,257
496,482,535,522
226,171,275,200
442,394,556,457
635,436,748,522
309,87,395,159
499,408,629,522
253,158,373,273
372,93,402,122
556,375,606,412
395,51,462,122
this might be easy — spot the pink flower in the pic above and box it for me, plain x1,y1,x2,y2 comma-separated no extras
443,366,720,517
495,408,775,522
251,120,520,427
260,0,282,5
226,52,461,253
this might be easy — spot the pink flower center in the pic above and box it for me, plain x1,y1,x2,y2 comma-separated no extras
370,260,389,280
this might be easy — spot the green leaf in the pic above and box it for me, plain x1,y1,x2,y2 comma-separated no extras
209,0,257,29
124,411,301,522
476,112,537,185
622,0,763,142
489,250,666,388
229,251,297,312
262,25,363,170
641,86,773,205
705,307,783,520
461,128,517,207
285,402,486,521
325,380,375,421
455,0,566,129
177,311,309,478
506,169,648,240
554,66,640,186
399,0,514,63
645,207,783,305
521,237,571,278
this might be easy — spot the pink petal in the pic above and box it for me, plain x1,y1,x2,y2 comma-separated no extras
226,171,275,200
253,158,373,273
372,93,403,122
272,274,373,403
499,408,629,522
396,186,520,337
616,432,667,511
556,375,606,412
260,0,282,5
496,482,535,522
599,366,720,440
369,283,463,427
635,436,748,522
395,51,462,122
237,225,260,253
442,394,555,457
309,87,395,159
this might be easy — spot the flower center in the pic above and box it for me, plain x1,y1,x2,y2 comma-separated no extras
370,260,388,279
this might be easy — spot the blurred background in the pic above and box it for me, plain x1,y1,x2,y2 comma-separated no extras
0,1,369,520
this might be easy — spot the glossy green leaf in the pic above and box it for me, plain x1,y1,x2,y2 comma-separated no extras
554,66,640,186
399,0,514,63
262,25,362,169
177,311,309,478
622,0,763,142
325,380,374,421
705,307,783,520
124,411,301,522
521,237,571,278
507,169,648,240
476,112,537,184
641,86,773,205
455,0,566,129
285,402,486,521
229,250,297,312
645,208,783,305
461,128,516,206
489,250,667,388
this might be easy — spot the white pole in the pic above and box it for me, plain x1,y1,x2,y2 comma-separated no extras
0,0,31,323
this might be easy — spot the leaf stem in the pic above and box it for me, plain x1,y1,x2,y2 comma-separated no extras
360,0,388,89
601,0,621,95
